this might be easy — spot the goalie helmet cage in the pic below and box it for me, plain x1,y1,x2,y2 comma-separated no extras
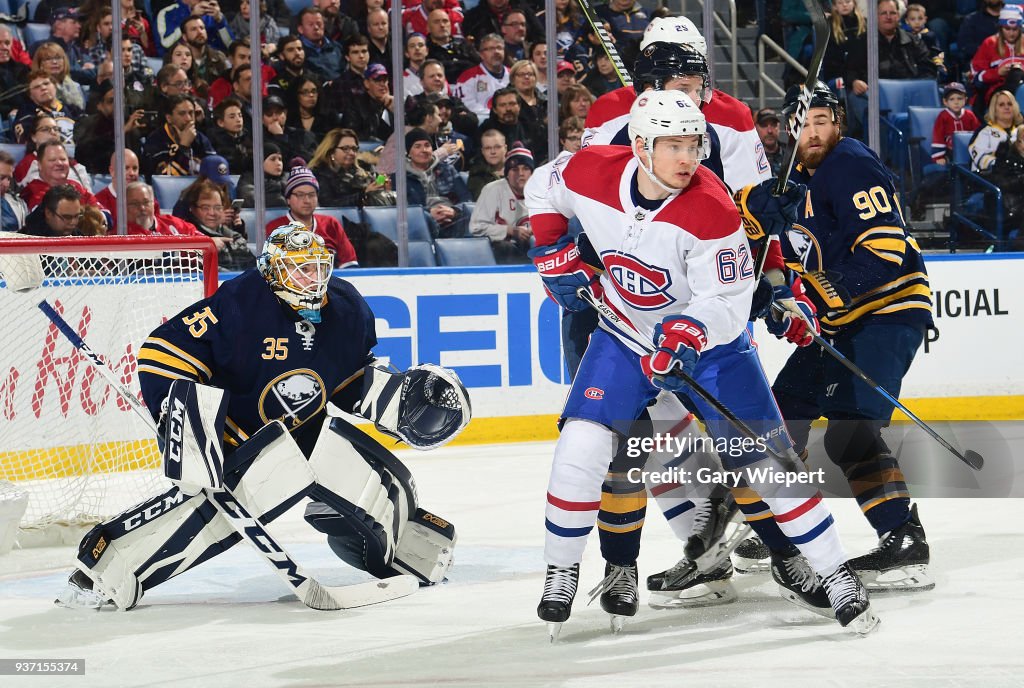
0,236,218,549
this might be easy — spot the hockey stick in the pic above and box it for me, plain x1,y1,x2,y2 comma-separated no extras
576,289,794,464
575,0,632,87
753,0,831,280
37,300,419,610
770,302,984,471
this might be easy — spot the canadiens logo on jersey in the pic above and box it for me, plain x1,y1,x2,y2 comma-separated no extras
601,252,676,310
259,369,326,428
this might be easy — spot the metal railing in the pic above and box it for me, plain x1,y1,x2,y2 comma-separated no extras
757,34,805,109
683,0,738,95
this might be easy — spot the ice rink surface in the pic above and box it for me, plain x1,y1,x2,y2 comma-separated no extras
2,440,1023,688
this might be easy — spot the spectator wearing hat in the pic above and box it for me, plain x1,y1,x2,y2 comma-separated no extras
415,64,480,139
47,8,87,74
171,153,234,218
265,159,359,267
378,98,448,175
340,63,396,141
470,142,533,263
971,5,1024,117
398,127,471,237
143,94,217,176
957,0,1005,71
236,143,287,208
466,128,507,199
455,33,510,122
32,0,77,23
753,107,785,176
554,60,578,97
261,93,318,167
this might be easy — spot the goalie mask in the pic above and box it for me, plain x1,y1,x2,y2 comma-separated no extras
633,42,710,104
258,224,333,323
629,91,709,193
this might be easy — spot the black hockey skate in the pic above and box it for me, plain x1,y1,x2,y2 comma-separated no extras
821,562,880,635
848,503,933,592
733,535,771,573
587,562,639,633
771,549,831,616
537,563,579,642
647,559,736,609
684,492,740,561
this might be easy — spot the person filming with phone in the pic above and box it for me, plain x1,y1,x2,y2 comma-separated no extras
308,128,396,207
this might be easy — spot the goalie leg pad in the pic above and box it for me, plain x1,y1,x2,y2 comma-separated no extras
391,508,457,584
161,380,229,495
223,420,315,523
355,363,471,450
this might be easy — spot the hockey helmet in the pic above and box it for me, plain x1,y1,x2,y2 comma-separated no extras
781,80,842,138
633,42,710,103
629,91,709,192
640,16,707,58
259,223,333,323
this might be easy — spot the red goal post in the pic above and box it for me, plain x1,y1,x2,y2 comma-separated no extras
0,235,218,548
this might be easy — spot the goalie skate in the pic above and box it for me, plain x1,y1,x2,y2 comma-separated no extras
537,563,579,642
54,569,112,610
732,535,771,573
646,561,736,609
587,562,639,633
849,504,934,592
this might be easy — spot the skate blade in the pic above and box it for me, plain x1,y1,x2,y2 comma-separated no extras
858,565,934,592
609,615,626,633
694,521,751,573
777,586,833,619
845,608,881,636
649,581,737,609
732,556,771,575
547,621,563,643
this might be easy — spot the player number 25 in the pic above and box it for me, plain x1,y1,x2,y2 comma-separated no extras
262,337,289,360
182,307,219,337
852,186,896,220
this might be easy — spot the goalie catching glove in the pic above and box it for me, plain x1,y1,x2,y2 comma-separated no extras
734,178,807,242
767,278,819,347
355,363,471,449
528,235,602,312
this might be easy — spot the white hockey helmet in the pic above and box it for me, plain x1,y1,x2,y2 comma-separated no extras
640,16,708,58
628,90,708,152
259,223,333,322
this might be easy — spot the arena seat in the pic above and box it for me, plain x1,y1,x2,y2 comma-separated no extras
949,131,1006,249
151,175,196,210
906,106,944,185
22,22,50,47
434,237,496,266
407,241,437,267
0,142,26,164
362,206,434,243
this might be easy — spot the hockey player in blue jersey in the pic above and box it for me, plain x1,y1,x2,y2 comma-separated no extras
746,83,935,592
57,224,471,610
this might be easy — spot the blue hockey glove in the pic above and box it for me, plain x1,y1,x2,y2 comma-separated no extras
748,275,775,320
734,178,807,241
529,236,602,312
641,316,706,392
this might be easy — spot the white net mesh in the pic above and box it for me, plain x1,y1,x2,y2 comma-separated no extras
0,236,216,545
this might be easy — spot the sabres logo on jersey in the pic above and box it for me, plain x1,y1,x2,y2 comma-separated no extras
601,252,676,310
785,224,824,272
259,369,326,428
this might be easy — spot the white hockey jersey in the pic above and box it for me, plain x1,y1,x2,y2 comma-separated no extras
470,177,528,241
525,146,754,352
581,86,771,193
454,64,510,122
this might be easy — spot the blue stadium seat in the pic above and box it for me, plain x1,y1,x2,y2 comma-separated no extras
283,0,312,15
145,56,163,75
239,207,290,242
906,106,944,182
316,206,362,227
22,22,50,47
949,131,1006,249
362,205,434,242
17,0,44,21
407,241,437,267
877,79,942,115
434,237,496,266
0,1,11,17
359,140,384,153
0,142,26,164
952,130,973,166
91,174,111,193
151,175,197,210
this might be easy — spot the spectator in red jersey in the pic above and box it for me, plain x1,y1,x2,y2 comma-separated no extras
124,181,202,237
20,142,99,211
264,161,359,268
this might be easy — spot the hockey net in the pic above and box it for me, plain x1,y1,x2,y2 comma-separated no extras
0,235,218,549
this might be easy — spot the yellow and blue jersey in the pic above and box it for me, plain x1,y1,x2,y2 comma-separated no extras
137,270,376,453
783,137,934,335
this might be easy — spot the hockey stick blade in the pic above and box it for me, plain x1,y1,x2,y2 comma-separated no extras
770,302,983,471
575,289,794,464
37,299,419,610
576,0,632,86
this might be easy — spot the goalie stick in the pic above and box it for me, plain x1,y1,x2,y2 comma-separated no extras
576,289,795,466
754,0,831,279
37,300,418,611
575,0,632,87
770,302,984,471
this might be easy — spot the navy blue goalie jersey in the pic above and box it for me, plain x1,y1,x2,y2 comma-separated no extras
137,270,377,450
783,137,934,334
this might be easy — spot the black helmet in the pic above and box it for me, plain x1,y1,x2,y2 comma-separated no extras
633,42,709,98
782,80,840,119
